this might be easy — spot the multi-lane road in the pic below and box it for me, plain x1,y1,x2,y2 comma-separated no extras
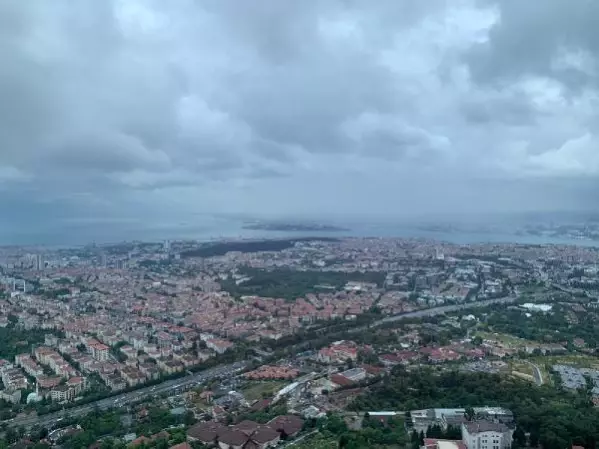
285,295,518,354
371,295,517,327
6,361,247,430
317,295,518,341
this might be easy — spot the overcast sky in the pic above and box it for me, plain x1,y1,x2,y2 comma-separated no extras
1,0,598,242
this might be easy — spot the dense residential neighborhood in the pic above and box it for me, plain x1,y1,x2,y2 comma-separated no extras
0,237,599,447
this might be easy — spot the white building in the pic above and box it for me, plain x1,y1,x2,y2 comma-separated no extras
51,385,75,402
90,343,110,361
423,439,465,449
461,422,513,449
521,303,552,313
341,367,367,382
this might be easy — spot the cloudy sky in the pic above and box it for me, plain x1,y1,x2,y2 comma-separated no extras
1,0,598,243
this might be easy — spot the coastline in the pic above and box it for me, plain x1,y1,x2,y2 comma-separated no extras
5,221,599,248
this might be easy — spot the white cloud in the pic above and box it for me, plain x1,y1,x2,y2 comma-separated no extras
1,0,599,241
528,133,599,176
0,166,29,184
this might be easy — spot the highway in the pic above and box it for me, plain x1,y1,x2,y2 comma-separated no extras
282,295,518,354
6,361,247,430
352,295,518,333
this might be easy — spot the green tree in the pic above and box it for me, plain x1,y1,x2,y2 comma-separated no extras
5,428,17,444
411,430,421,449
464,406,476,422
512,427,526,449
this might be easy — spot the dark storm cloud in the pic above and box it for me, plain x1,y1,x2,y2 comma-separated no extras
0,0,598,239
459,93,538,126
467,0,599,90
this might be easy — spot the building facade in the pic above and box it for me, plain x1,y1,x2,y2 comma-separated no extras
461,422,513,449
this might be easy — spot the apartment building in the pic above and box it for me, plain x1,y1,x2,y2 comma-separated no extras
121,366,146,386
1,368,27,390
90,343,110,361
461,422,514,449
66,376,86,395
51,385,75,402
15,355,44,378
205,338,234,354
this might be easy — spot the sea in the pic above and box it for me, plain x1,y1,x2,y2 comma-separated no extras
4,218,599,248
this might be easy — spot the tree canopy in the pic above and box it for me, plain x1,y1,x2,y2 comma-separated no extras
351,368,599,449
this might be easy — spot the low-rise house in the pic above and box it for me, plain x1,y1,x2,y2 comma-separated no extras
170,443,192,449
267,415,304,439
317,341,358,364
187,421,226,446
187,415,303,448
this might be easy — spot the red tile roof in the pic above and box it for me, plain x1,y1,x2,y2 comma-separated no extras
169,443,192,449
331,373,353,387
424,438,467,449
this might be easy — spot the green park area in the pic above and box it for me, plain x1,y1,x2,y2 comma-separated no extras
475,331,533,350
221,267,385,300
241,380,288,402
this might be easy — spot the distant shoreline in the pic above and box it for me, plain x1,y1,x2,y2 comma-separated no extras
242,222,350,232
5,221,599,248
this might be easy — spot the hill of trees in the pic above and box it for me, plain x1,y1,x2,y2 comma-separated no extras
181,238,337,258
351,368,599,449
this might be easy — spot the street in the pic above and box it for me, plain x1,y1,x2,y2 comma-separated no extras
525,360,544,386
6,361,247,430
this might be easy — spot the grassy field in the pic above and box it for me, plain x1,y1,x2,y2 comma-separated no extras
507,358,552,386
518,284,552,295
241,380,288,402
511,371,535,383
510,360,535,377
508,354,599,387
476,331,534,349
530,354,599,369
294,434,337,449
